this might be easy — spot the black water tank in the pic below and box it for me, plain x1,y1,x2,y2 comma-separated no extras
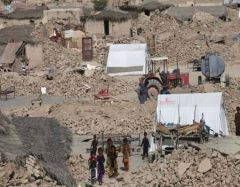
201,53,225,79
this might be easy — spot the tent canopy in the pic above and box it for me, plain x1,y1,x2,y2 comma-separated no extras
156,92,229,135
106,43,149,76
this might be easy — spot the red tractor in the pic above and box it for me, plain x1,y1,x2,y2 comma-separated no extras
143,57,189,97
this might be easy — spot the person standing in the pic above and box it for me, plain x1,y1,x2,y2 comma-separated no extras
108,145,119,177
105,138,113,168
88,151,97,184
122,138,131,171
91,135,98,154
97,147,105,185
141,132,150,160
136,78,148,104
235,107,240,136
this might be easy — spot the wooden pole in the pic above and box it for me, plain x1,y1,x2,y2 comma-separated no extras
178,104,180,124
101,132,104,150
194,105,196,122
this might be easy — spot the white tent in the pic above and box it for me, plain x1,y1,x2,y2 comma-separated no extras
156,92,229,135
106,43,149,76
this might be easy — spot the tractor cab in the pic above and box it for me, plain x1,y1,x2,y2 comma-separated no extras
143,56,189,97
149,56,170,88
149,56,169,74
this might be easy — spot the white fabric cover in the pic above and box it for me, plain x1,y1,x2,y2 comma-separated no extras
156,92,229,135
106,44,149,76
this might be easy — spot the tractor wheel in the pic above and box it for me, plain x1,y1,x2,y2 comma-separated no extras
146,79,161,99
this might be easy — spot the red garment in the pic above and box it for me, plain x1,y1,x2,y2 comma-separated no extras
98,88,109,97
88,155,97,169
122,144,130,170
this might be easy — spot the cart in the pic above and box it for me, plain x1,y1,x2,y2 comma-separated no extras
153,121,209,151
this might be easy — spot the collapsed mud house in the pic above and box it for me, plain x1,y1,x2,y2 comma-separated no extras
164,5,228,21
0,4,47,28
158,0,223,6
42,6,83,24
0,25,43,72
121,0,172,16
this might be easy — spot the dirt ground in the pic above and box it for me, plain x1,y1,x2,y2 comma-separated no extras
0,4,240,187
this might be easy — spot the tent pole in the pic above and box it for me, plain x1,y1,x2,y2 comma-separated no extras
201,113,204,123
194,105,196,123
178,104,180,124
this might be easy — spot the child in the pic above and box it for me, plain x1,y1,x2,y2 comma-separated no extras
88,151,97,184
122,138,131,171
105,138,113,168
97,147,105,185
108,145,119,177
141,132,150,160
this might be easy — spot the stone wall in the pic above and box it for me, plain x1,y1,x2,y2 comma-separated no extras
85,19,131,36
85,20,104,35
26,44,43,69
42,8,83,24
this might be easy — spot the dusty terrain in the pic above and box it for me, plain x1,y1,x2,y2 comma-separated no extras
0,2,240,187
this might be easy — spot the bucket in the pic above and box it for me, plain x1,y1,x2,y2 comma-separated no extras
180,73,189,86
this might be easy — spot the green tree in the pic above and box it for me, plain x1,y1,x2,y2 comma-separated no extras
92,0,107,11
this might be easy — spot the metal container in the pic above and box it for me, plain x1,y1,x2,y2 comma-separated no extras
201,53,225,79
82,37,93,61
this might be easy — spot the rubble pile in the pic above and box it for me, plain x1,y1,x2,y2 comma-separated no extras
44,71,135,97
0,70,136,97
119,147,240,187
0,155,64,187
66,154,88,183
132,12,179,35
0,111,77,186
215,78,240,134
130,9,240,65
49,101,155,135
93,39,109,65
43,39,82,70
191,11,220,27
14,117,76,186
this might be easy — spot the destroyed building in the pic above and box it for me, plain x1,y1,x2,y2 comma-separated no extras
121,0,172,16
0,5,47,20
0,42,26,72
164,5,228,21
158,0,223,6
0,25,43,72
0,4,47,29
42,7,83,24
83,8,137,36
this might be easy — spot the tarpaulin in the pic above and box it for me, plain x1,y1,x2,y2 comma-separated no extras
156,92,229,135
106,43,149,76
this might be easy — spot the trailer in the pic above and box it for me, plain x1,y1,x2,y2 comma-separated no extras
153,122,210,151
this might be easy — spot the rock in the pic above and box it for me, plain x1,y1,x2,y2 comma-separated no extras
211,151,218,158
198,158,212,173
145,174,154,184
84,69,95,78
235,153,240,159
0,163,15,179
177,162,192,178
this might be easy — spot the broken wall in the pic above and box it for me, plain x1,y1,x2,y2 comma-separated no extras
85,20,105,35
42,8,83,24
26,44,43,69
85,19,131,36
